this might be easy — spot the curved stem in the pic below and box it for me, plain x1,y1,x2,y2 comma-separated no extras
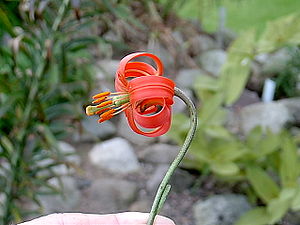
147,87,198,225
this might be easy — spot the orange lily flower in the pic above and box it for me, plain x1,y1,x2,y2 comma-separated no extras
86,52,175,137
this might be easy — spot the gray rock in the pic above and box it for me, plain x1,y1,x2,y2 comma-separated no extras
146,164,169,192
247,61,264,92
38,176,81,213
97,60,120,79
36,142,80,176
284,211,300,225
279,97,300,125
89,137,140,174
198,49,227,76
147,41,174,73
232,89,260,109
0,193,6,216
58,141,81,165
261,48,293,75
140,144,179,164
175,68,206,90
87,178,138,213
170,169,195,192
172,31,185,44
103,31,119,42
82,116,116,140
193,194,251,225
240,102,292,134
117,114,155,146
130,199,152,212
189,35,216,56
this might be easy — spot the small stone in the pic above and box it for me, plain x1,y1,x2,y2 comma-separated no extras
146,165,169,192
261,48,293,75
85,178,138,213
189,35,216,56
170,169,195,192
140,144,179,164
175,68,206,90
36,142,80,176
117,114,155,146
193,194,251,225
0,193,6,216
38,176,81,214
89,137,140,174
97,60,120,79
130,199,152,212
240,102,292,134
232,89,260,109
279,97,300,125
75,177,92,190
82,116,116,140
147,41,174,73
198,49,227,77
58,141,81,166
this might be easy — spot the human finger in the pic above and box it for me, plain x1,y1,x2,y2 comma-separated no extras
18,212,176,225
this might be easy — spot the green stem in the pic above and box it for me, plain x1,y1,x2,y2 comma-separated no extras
147,87,198,225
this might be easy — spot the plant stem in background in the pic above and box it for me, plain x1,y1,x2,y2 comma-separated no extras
147,87,198,225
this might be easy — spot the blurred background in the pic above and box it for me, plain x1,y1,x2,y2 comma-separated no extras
0,0,300,225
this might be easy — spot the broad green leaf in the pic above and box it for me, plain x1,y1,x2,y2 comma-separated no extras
211,162,239,176
291,186,300,211
210,139,245,162
246,126,263,149
235,207,271,225
280,133,300,188
220,29,256,106
258,129,280,157
194,75,220,101
199,93,223,125
267,188,295,224
204,125,232,139
257,13,300,53
246,166,280,204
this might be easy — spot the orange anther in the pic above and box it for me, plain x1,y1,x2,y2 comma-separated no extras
92,92,110,99
100,109,115,119
98,114,113,123
96,100,113,108
92,96,106,104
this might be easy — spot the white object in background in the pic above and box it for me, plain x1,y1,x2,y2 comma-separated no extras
262,78,276,102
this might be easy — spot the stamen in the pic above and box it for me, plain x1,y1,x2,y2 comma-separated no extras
113,103,130,116
98,114,113,123
96,100,113,108
92,92,111,99
100,109,115,119
92,96,107,104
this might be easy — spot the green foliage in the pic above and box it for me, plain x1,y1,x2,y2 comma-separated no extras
178,0,300,34
0,0,98,223
220,29,255,105
275,47,300,98
170,12,300,225
257,13,300,53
